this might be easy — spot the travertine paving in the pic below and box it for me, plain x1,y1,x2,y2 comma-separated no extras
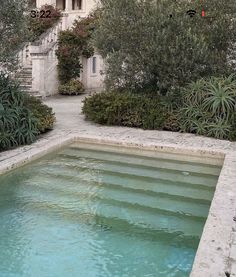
0,94,235,277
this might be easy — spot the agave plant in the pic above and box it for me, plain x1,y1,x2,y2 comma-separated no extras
183,79,207,106
179,74,236,141
206,118,232,140
203,75,236,119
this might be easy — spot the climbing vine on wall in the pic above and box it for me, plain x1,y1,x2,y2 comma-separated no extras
56,14,97,84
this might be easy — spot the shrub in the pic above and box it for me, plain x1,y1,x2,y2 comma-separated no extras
179,75,236,140
56,14,96,84
163,112,180,132
0,73,38,151
58,79,85,95
94,0,236,91
29,5,61,42
82,91,174,130
24,95,56,133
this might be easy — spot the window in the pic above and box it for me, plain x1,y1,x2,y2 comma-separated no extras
72,0,82,10
92,57,97,74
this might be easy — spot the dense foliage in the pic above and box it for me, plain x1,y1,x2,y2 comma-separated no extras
24,95,55,133
0,74,55,151
0,0,29,70
56,14,96,85
94,0,236,92
58,79,85,95
83,75,236,141
179,75,236,140
0,73,38,151
28,5,61,42
82,91,178,130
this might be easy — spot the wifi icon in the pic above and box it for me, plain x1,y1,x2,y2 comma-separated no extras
186,10,197,17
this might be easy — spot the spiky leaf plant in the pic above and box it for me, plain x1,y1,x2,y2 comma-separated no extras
179,75,236,140
0,73,38,151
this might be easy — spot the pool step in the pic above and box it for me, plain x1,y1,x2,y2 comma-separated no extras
63,147,222,176
39,168,215,203
18,179,205,238
24,196,200,249
36,161,216,201
26,173,210,219
42,157,218,188
69,142,223,166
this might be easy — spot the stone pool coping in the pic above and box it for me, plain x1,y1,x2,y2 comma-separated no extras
0,131,235,277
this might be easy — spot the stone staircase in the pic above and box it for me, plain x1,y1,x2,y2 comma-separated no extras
16,20,63,98
16,66,42,98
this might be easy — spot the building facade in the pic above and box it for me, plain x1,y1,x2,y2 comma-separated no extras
20,0,104,97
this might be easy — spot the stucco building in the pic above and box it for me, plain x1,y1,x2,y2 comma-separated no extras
19,0,104,97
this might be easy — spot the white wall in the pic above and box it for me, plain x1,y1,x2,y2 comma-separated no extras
34,0,104,92
37,0,56,7
86,54,105,90
36,0,98,13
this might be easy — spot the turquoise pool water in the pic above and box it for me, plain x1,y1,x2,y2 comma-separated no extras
0,143,222,277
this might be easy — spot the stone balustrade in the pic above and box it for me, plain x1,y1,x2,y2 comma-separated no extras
16,19,63,97
17,43,32,68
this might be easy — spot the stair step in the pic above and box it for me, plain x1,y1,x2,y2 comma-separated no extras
18,71,32,75
18,67,32,70
18,178,206,238
44,156,218,188
20,84,32,89
33,172,210,218
20,88,32,91
18,81,32,85
39,162,217,197
62,148,221,176
17,76,32,80
70,142,223,166
29,92,43,98
41,167,214,202
25,200,200,249
17,72,32,75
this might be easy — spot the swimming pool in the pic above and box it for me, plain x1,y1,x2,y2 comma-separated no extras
0,142,222,277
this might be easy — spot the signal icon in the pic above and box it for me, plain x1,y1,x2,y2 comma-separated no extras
186,10,197,17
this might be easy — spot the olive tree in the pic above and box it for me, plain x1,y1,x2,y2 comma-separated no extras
0,0,29,70
93,0,236,92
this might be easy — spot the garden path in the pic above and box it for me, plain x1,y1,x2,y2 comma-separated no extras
43,94,236,152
